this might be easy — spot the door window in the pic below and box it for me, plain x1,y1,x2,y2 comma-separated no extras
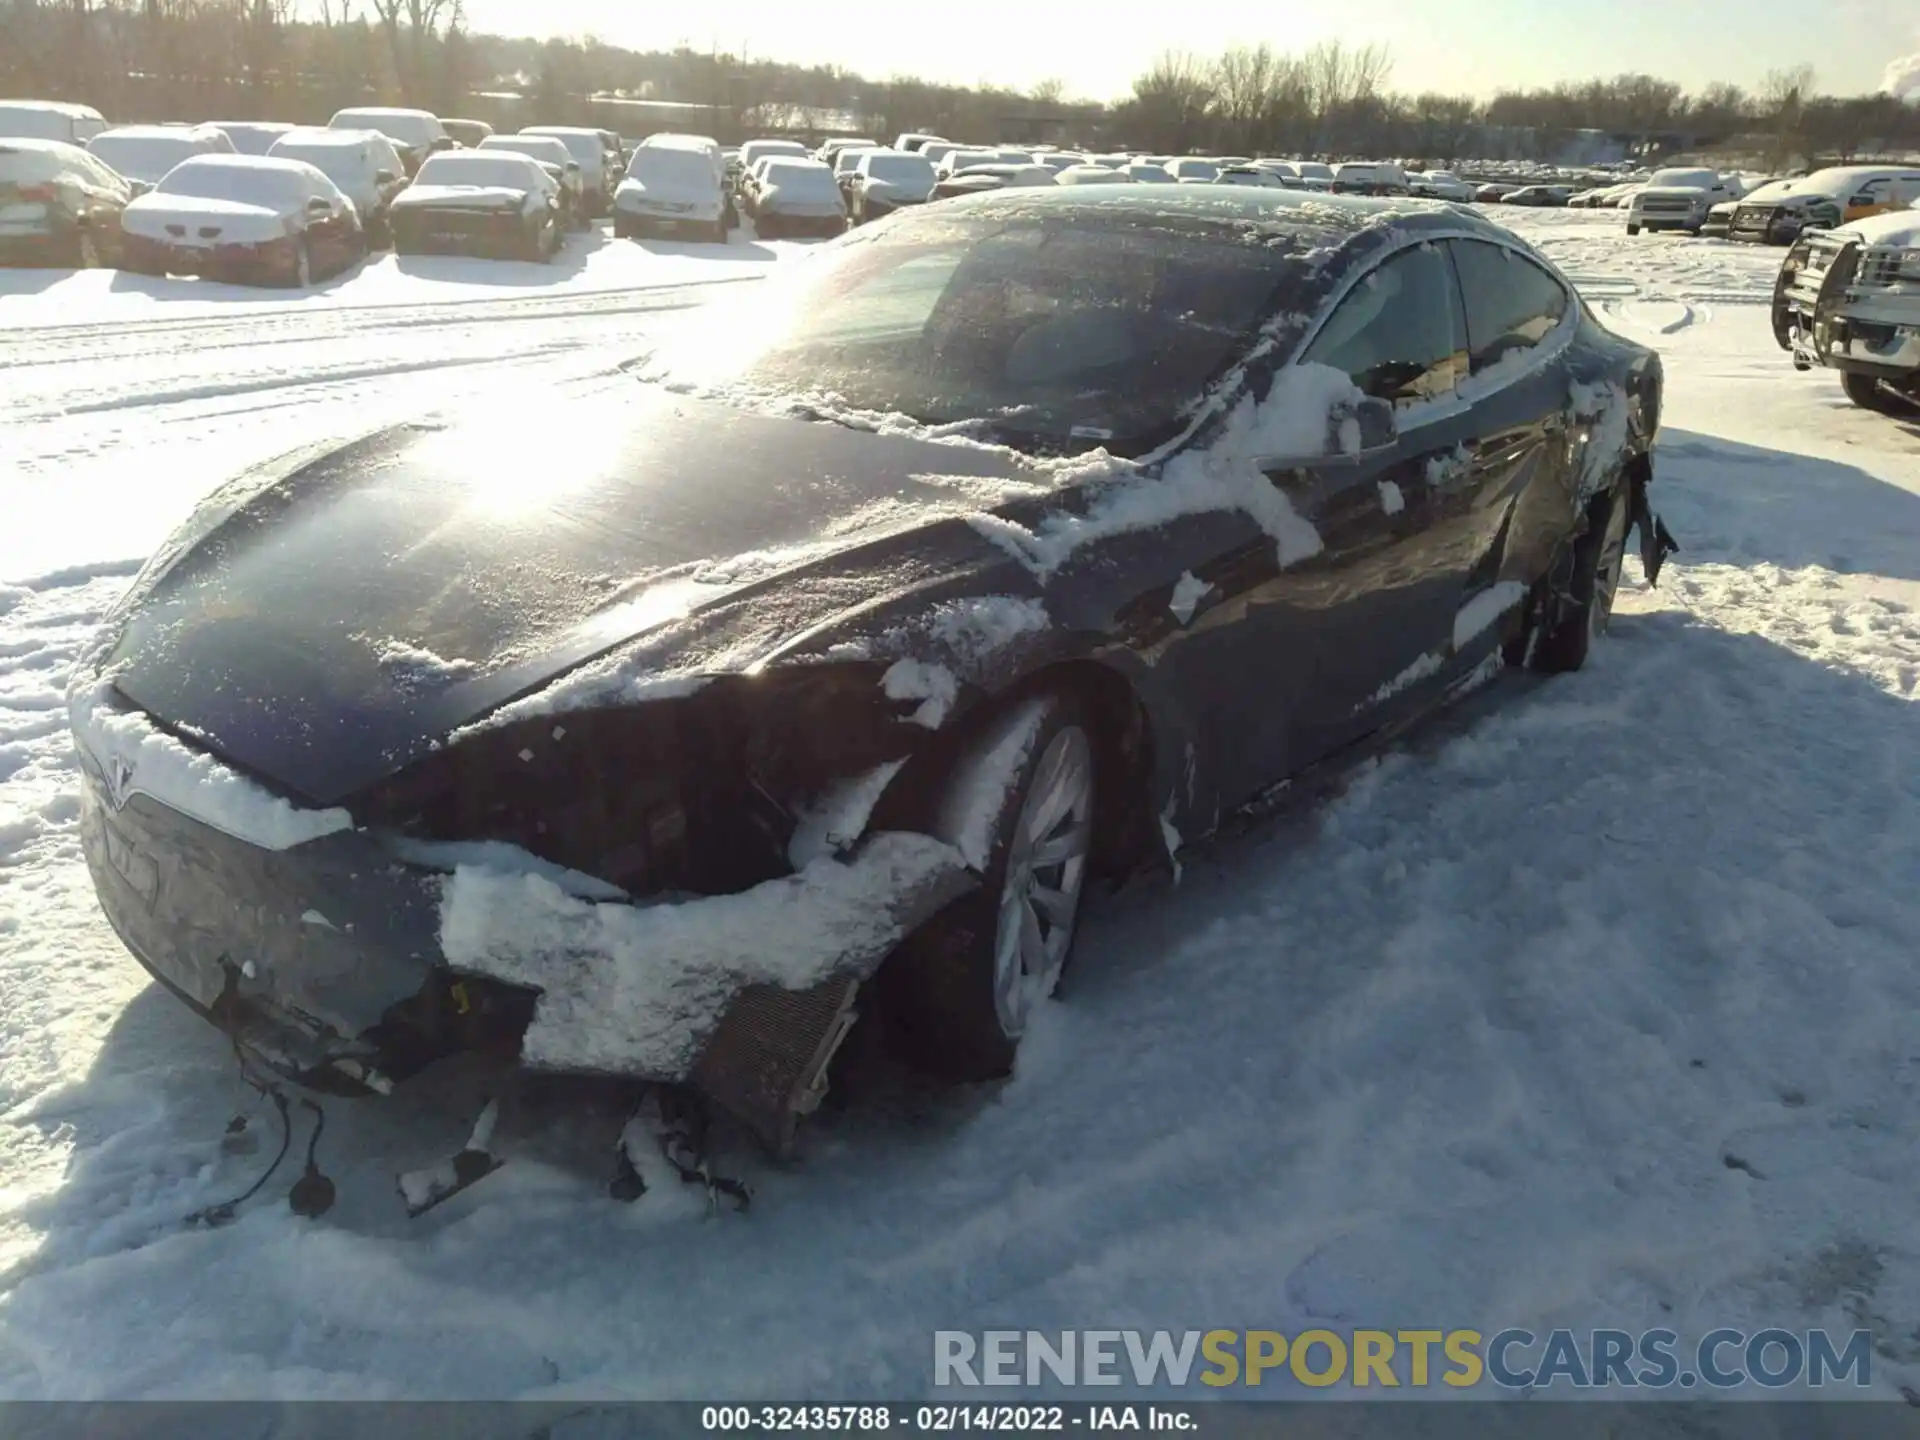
1448,239,1569,374
1301,244,1467,406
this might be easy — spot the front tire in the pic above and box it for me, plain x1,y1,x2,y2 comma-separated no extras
1841,371,1919,416
880,694,1098,1081
1532,482,1631,673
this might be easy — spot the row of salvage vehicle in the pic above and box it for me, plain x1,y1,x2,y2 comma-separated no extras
0,99,644,283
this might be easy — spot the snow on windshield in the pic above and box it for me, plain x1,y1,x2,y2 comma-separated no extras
864,153,935,186
629,146,715,188
88,132,208,182
154,159,308,206
416,152,541,189
762,160,838,197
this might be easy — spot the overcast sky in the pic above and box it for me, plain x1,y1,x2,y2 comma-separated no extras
456,0,1915,103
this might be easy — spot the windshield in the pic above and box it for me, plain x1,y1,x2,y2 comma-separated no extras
526,130,603,166
638,209,1293,453
88,132,208,182
1170,159,1218,180
628,146,715,188
483,137,568,166
763,160,838,197
863,153,935,186
156,161,308,207
416,153,540,189
270,143,364,183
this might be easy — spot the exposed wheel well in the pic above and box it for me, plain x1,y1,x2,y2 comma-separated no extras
871,659,1160,881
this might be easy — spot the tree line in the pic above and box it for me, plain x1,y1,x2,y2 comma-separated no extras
4,1,1917,166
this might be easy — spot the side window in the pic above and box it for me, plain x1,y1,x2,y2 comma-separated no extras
1301,244,1467,406
1857,177,1888,201
1448,239,1569,374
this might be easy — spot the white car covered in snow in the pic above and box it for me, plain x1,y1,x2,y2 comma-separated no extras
614,139,729,242
1410,170,1474,202
520,127,619,217
268,128,407,245
1166,157,1220,184
0,99,108,146
1626,167,1738,235
1773,204,1920,416
118,153,365,287
86,124,235,195
327,107,450,177
1728,166,1920,246
208,122,295,157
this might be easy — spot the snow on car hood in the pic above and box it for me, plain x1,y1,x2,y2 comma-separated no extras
121,195,290,245
615,178,715,211
89,388,1050,805
391,183,527,211
1835,209,1920,248
1633,186,1712,203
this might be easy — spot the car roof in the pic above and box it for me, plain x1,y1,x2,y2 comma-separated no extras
94,123,219,140
934,183,1484,238
172,153,312,173
274,127,376,147
0,99,104,117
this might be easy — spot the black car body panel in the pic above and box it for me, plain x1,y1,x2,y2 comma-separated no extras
76,187,1669,1147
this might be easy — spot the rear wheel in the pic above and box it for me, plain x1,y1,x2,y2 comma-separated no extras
879,694,1098,1081
1841,371,1919,417
1532,482,1631,673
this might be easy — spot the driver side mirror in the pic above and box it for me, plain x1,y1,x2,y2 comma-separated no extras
1334,394,1399,456
375,169,397,184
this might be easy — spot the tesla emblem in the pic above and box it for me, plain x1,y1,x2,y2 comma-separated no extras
104,756,137,811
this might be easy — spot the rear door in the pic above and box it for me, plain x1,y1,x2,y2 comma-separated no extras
1427,237,1581,674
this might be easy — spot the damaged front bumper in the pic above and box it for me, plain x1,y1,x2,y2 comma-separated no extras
78,756,974,1153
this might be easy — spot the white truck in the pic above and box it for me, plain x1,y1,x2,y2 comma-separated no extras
1772,203,1920,415
1625,167,1738,235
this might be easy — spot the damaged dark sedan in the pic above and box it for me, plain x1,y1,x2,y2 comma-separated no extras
72,188,1675,1177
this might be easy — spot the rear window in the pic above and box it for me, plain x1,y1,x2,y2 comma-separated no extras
156,160,312,207
482,136,570,167
416,153,543,189
88,131,213,183
627,146,716,189
1169,159,1219,181
1449,239,1570,373
762,160,837,198
0,104,80,142
524,130,604,167
861,153,935,186
0,141,117,188
741,140,807,166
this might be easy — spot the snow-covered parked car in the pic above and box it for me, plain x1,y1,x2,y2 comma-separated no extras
1410,170,1474,202
0,136,131,268
933,164,1057,199
1625,167,1737,235
441,118,494,149
1772,206,1920,416
1166,157,1220,184
478,134,586,227
1727,166,1920,246
118,154,364,286
1295,161,1335,191
268,128,407,246
613,138,729,241
845,148,937,223
0,99,107,146
86,124,235,195
207,121,295,157
1332,162,1411,196
388,150,562,261
1054,163,1132,185
327,107,450,177
520,127,618,216
751,157,848,238
71,186,1672,1201
1214,165,1287,189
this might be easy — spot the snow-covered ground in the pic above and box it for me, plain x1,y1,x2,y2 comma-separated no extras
3,210,1920,1401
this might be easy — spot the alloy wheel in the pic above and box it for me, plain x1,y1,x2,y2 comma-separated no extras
990,725,1095,1039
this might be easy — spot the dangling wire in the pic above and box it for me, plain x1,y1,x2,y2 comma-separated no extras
186,1088,292,1228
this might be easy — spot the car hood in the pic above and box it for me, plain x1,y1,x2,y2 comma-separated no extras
122,196,289,244
97,386,1039,806
1834,209,1920,248
392,183,528,210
